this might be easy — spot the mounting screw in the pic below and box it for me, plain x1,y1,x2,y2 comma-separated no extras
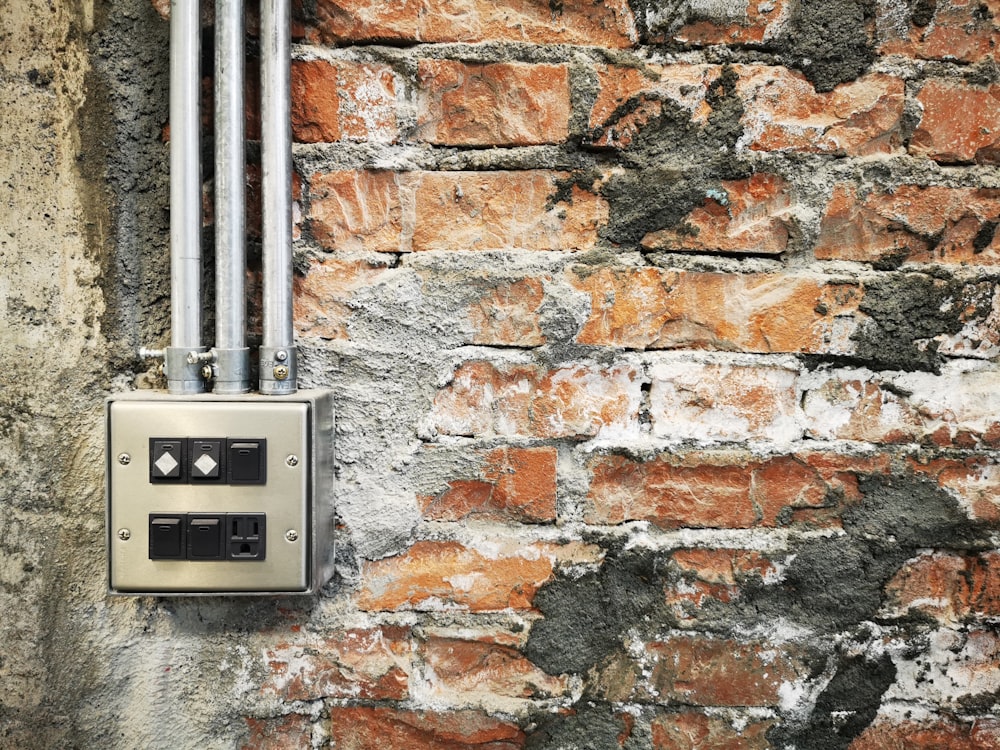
117,453,131,466
285,454,299,467
285,530,299,542
201,364,213,380
273,364,289,380
275,350,288,362
117,529,131,541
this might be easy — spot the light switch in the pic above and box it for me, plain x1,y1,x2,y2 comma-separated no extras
228,439,266,484
187,516,224,559
150,439,185,481
149,515,185,559
189,438,223,480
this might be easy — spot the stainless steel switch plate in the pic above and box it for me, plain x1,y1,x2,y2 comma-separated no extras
106,391,334,595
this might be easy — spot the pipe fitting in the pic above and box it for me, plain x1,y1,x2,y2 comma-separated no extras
165,346,209,394
259,345,297,395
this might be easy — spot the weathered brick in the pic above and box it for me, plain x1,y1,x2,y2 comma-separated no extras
570,268,861,354
882,551,1000,624
415,60,569,146
419,446,558,523
411,171,607,252
465,277,547,347
425,360,644,439
419,636,569,706
640,173,793,253
648,361,804,443
309,170,403,253
293,256,392,340
879,0,1000,63
585,450,889,529
261,626,412,701
291,59,396,144
908,455,1000,523
356,540,599,612
329,707,525,750
665,549,783,625
850,715,1000,749
651,711,773,750
309,0,636,47
588,64,903,156
641,635,811,707
243,715,313,750
911,80,1000,163
803,368,1000,447
739,69,904,156
664,0,793,45
816,184,1000,264
886,628,1000,709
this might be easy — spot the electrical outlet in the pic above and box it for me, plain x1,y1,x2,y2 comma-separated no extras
106,391,333,595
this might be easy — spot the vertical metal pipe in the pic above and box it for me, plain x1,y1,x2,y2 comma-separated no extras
259,0,297,393
167,0,208,394
213,0,251,393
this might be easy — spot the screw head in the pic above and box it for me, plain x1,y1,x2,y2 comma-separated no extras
117,529,131,541
275,350,288,362
285,454,299,467
273,364,289,380
201,364,213,380
117,453,131,466
285,530,299,542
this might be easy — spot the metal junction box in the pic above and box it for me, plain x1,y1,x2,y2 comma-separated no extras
106,391,334,595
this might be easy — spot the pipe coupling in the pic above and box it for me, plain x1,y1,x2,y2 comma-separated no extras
259,345,297,394
165,346,209,394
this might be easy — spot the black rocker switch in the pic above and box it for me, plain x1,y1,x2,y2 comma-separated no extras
149,515,185,559
228,439,266,484
187,516,225,559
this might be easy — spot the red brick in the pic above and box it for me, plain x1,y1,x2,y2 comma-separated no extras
308,170,402,253
415,60,569,146
589,65,902,156
641,635,810,707
419,636,569,704
570,267,861,354
411,171,607,252
882,551,1000,623
911,80,1000,163
292,256,392,340
291,59,396,144
640,174,793,253
329,707,525,750
585,450,889,529
803,375,924,444
816,184,1000,264
261,626,412,701
425,360,643,439
740,70,904,156
648,361,803,443
356,540,599,612
309,0,636,47
419,446,558,523
879,0,1000,63
651,711,773,750
850,716,1000,749
465,277,547,347
242,715,312,750
908,455,1000,523
665,549,782,625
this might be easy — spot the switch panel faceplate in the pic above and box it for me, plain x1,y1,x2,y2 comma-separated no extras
106,391,334,595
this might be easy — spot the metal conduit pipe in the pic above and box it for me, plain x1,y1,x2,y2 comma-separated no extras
166,0,207,394
213,0,251,394
259,0,297,394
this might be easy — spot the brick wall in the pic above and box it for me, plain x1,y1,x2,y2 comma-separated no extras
194,0,1000,747
0,0,1000,750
